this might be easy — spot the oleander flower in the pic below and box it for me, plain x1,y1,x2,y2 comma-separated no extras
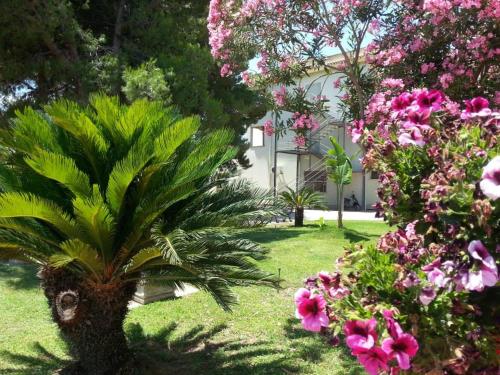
479,156,500,200
294,288,329,332
263,119,274,136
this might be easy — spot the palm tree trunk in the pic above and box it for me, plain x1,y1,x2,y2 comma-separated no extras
39,267,136,375
295,206,304,227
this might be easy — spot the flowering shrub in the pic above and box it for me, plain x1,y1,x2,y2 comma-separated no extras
295,92,499,373
367,0,499,100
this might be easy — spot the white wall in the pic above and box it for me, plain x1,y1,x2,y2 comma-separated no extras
240,66,378,210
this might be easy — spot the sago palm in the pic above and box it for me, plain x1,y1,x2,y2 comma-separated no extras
279,187,326,226
0,95,277,374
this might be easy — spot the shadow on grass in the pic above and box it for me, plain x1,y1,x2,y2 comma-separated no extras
0,262,40,290
1,321,331,375
0,342,70,374
128,322,302,375
342,227,380,244
283,318,364,375
239,225,314,244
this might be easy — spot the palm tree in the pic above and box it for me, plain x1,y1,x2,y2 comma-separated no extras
325,137,352,228
280,187,326,226
0,95,277,374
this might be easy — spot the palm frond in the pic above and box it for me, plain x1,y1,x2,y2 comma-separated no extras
0,192,79,239
106,142,154,215
72,186,116,263
154,116,200,162
52,239,104,280
25,150,92,198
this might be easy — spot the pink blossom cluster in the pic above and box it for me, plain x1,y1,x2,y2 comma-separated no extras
345,312,419,374
360,89,499,150
294,271,350,332
263,119,274,136
272,86,287,107
291,112,319,131
367,0,499,94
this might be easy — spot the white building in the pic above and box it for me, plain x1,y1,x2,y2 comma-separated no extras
239,53,379,210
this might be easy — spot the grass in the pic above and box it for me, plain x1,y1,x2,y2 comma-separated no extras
0,220,389,375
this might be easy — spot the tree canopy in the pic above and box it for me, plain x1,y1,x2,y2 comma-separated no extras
0,0,266,166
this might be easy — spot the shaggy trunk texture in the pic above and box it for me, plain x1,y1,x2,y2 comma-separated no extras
295,206,304,227
39,267,136,375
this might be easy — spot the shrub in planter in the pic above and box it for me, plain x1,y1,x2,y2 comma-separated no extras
294,90,499,374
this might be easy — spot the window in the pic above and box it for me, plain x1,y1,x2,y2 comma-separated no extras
251,127,264,147
304,169,327,192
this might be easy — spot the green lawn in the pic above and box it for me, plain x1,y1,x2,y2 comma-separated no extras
0,221,388,375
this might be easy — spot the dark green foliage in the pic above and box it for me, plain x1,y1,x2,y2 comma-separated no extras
0,0,266,167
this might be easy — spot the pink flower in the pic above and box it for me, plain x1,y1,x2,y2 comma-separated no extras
293,135,307,148
263,119,274,136
349,120,364,143
468,240,497,271
381,333,419,370
426,267,449,288
480,156,500,200
419,286,436,305
461,240,499,291
416,89,444,111
404,109,431,127
241,71,252,85
220,63,232,77
420,62,436,74
329,286,350,299
333,78,342,88
294,288,329,332
398,127,425,147
391,93,414,112
383,310,403,339
381,78,404,89
460,266,498,292
344,318,378,353
273,86,287,107
356,347,390,375
461,97,492,120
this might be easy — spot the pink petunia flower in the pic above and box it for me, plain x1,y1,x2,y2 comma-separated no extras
381,333,419,370
479,156,500,200
383,310,403,339
461,266,498,292
398,127,425,147
461,97,492,120
294,288,329,332
356,347,390,375
416,89,444,111
344,318,378,353
391,93,414,112
468,241,497,271
426,267,449,288
419,286,436,305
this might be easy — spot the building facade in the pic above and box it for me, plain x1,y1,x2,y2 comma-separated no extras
239,57,379,210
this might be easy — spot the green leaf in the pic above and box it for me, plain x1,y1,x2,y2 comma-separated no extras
154,116,200,162
0,192,79,239
25,150,92,198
